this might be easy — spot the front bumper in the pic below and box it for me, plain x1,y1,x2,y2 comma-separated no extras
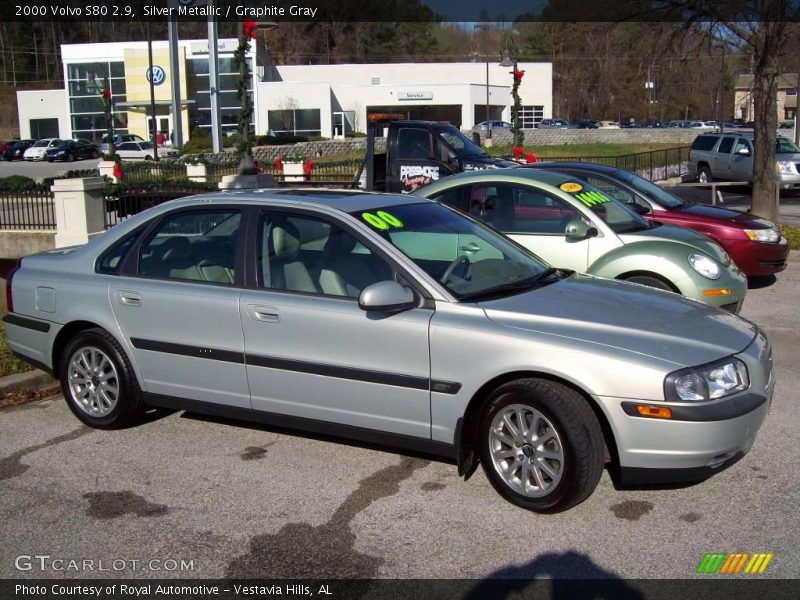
722,237,789,276
681,264,748,313
600,330,773,481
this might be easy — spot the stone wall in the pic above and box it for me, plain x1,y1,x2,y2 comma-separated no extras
483,128,704,147
0,231,55,259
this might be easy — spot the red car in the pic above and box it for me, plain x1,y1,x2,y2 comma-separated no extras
525,162,788,277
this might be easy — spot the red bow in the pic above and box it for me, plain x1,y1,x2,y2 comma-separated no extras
526,151,537,163
243,20,258,40
274,157,283,173
512,69,525,81
512,146,524,159
302,159,313,176
112,163,123,180
102,88,111,101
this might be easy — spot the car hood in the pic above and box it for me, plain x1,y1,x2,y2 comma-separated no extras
478,274,756,367
618,223,730,264
670,204,775,229
776,151,800,161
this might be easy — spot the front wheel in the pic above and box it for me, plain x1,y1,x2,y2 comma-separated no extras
698,166,713,183
59,328,144,429
478,378,605,512
622,274,676,292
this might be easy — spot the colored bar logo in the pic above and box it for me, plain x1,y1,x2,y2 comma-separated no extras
697,552,773,574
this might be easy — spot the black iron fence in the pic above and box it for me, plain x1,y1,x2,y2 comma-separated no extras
103,184,217,229
539,146,690,182
0,190,56,230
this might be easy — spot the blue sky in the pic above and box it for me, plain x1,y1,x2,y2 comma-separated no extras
422,0,549,22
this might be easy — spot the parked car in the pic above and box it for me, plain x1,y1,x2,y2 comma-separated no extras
596,121,620,129
1,139,34,161
524,162,788,277
45,139,100,162
0,140,10,157
100,134,147,154
3,191,772,513
538,119,574,129
575,120,599,129
417,169,748,312
688,132,800,189
115,141,180,161
23,138,63,161
473,120,513,133
687,121,715,130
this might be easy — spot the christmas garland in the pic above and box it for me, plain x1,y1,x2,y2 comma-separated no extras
234,20,258,155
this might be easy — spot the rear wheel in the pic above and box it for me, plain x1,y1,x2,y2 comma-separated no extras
478,378,604,513
59,328,144,429
67,153,74,162
144,155,153,161
698,165,713,183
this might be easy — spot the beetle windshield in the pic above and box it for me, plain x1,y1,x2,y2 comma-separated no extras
611,169,685,209
352,202,558,301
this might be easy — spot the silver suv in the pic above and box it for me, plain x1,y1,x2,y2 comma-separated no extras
688,132,800,188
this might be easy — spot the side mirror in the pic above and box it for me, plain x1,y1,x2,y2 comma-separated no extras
359,281,416,313
737,147,751,156
631,203,651,215
565,220,599,240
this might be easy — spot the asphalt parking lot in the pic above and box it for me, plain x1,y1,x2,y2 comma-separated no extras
1,255,799,583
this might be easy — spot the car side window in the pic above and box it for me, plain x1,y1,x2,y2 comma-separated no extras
258,212,394,299
138,210,241,284
397,128,431,160
717,137,735,154
429,186,468,212
468,184,581,234
117,142,133,151
733,139,751,154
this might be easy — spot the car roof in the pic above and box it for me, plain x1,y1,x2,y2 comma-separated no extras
523,161,619,175
158,188,430,214
420,167,583,189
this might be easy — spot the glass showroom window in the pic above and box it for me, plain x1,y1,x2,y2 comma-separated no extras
67,61,128,141
520,105,544,129
267,108,322,137
186,57,255,135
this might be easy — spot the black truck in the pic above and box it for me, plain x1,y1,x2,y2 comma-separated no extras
356,116,517,193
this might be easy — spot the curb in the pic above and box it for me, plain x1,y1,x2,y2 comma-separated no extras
0,369,57,395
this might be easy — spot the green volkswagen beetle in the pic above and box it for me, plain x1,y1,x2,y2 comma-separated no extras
415,169,747,312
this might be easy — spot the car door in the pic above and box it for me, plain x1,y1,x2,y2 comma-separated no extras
110,207,250,408
116,142,134,159
456,182,591,271
389,126,444,194
239,208,433,438
712,136,736,179
729,137,754,182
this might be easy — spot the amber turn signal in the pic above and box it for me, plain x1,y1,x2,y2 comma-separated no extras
703,289,731,296
635,405,672,419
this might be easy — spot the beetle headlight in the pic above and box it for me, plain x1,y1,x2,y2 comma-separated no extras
665,357,749,402
688,253,720,280
744,228,780,243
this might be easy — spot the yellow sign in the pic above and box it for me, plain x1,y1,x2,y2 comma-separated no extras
560,182,583,193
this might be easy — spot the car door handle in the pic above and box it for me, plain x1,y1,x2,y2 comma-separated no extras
459,242,481,254
247,305,280,323
115,290,141,307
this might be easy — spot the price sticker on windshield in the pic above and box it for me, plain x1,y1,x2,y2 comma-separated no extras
560,182,583,193
573,190,612,207
361,211,404,230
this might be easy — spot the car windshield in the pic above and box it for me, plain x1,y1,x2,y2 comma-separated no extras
351,202,557,301
32,140,50,147
435,124,487,159
611,169,684,209
776,137,800,154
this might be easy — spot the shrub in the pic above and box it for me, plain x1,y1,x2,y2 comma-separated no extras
181,136,214,154
779,224,800,250
254,134,309,146
0,175,40,191
345,131,367,138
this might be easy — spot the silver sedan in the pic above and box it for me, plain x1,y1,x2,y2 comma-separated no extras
3,191,772,512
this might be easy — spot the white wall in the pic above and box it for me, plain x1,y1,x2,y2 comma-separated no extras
16,90,70,140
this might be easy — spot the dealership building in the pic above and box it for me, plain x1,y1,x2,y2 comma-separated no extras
16,39,553,142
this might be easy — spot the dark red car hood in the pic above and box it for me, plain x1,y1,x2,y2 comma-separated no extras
658,204,773,230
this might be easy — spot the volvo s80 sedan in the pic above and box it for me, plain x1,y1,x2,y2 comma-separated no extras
3,190,772,512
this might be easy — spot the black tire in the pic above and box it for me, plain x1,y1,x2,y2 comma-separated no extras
478,378,605,513
698,165,713,183
622,274,676,292
59,328,144,429
144,155,153,161
91,150,99,159
67,153,74,162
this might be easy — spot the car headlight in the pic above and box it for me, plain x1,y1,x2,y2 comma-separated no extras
665,357,749,402
744,227,780,243
688,253,720,280
775,161,795,174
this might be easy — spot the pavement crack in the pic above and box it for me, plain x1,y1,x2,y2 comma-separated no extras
225,456,428,580
0,426,91,481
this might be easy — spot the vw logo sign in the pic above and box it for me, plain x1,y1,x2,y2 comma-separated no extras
146,66,166,86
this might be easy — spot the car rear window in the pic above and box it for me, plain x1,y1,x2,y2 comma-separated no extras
691,135,718,151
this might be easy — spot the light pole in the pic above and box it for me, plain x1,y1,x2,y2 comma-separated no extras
87,74,115,157
500,50,524,147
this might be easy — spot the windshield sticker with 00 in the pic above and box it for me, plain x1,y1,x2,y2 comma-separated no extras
361,211,404,230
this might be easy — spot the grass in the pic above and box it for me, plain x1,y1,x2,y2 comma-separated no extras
484,142,683,158
779,224,800,250
0,326,33,378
